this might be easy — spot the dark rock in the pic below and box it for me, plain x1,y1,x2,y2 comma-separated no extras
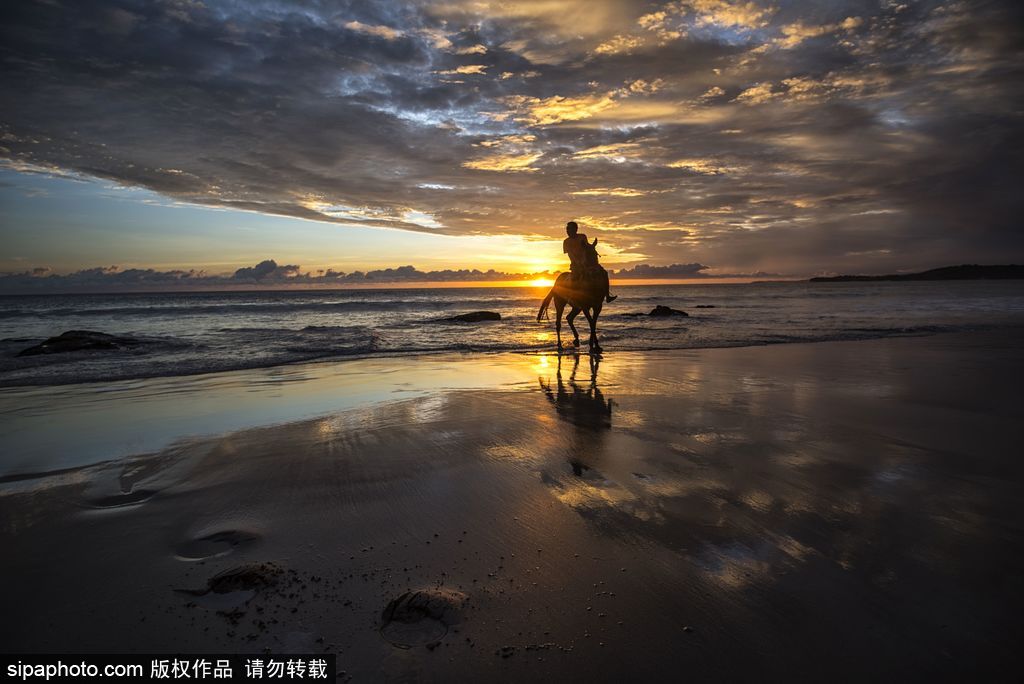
649,305,688,317
17,330,145,356
443,311,501,322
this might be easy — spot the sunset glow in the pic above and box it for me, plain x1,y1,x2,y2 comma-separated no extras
1,3,1022,678
1,0,1021,290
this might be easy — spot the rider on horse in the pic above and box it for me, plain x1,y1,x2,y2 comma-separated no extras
562,221,617,303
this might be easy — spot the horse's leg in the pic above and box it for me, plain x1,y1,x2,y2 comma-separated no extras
582,306,603,353
554,298,566,349
566,306,582,347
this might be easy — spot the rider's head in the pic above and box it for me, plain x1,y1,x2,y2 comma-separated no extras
566,221,579,236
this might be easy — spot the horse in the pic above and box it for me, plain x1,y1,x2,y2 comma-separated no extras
536,270,608,353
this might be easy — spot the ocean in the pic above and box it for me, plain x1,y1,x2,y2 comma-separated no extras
2,280,1024,387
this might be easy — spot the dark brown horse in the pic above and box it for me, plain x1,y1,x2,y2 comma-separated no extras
536,271,608,353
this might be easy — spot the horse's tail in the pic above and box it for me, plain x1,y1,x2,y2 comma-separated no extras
537,287,556,322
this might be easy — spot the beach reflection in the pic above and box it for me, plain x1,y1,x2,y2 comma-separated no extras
2,336,1020,678
538,353,613,433
535,353,662,519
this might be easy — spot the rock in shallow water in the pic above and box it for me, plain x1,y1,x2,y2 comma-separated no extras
648,305,688,317
17,330,146,356
443,311,501,322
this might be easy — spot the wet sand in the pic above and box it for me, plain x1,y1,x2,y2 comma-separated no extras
1,331,1023,681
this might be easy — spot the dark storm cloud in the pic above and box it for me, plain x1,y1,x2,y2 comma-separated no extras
1,0,1022,275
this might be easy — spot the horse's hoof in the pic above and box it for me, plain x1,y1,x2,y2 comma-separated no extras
572,339,581,348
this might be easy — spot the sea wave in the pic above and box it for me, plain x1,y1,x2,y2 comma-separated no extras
0,297,543,319
0,321,996,387
3,281,1023,387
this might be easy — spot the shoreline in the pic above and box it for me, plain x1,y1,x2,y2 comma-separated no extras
2,330,1022,679
0,327,1015,478
2,321,1014,390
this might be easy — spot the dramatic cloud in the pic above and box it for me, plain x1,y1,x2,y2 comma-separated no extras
1,0,1022,277
0,258,777,293
0,259,549,293
613,263,711,278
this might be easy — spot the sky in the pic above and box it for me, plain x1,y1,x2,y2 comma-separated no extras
1,0,1022,289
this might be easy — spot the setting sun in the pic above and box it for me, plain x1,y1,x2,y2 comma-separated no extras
529,277,555,288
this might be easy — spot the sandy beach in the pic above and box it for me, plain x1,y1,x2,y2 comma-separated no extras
2,331,1022,681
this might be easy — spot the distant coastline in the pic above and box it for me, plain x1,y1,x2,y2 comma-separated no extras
808,264,1024,282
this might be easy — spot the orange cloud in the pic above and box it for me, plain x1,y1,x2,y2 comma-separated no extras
571,187,648,197
343,21,403,40
500,91,619,125
436,64,488,75
593,34,644,55
462,152,542,173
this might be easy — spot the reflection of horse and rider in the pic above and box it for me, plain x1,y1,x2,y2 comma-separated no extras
539,353,613,431
539,353,614,477
537,221,617,353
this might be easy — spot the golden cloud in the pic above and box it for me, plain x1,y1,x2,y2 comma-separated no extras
500,91,619,125
700,85,726,100
573,215,690,234
573,142,645,161
497,78,672,127
436,64,488,75
734,82,779,105
637,10,669,30
419,28,453,49
476,134,537,148
685,0,775,29
627,78,665,94
462,152,543,172
775,16,863,49
343,21,403,40
432,0,632,39
731,70,889,107
667,158,737,174
636,9,685,41
593,34,644,55
571,187,648,197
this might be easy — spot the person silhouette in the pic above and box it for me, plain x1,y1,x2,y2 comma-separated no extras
563,221,617,303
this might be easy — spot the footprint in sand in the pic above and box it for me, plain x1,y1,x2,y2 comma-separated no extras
175,530,261,561
177,561,283,612
82,450,189,509
380,588,467,649
83,488,158,509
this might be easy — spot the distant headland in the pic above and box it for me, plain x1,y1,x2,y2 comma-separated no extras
809,264,1024,282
